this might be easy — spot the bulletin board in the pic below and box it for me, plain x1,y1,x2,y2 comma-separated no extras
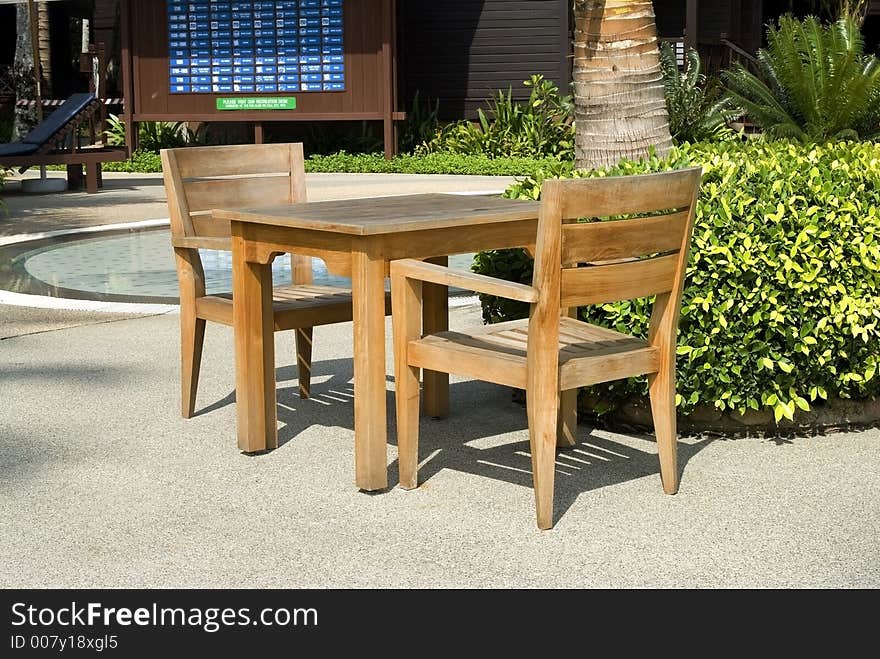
166,1,346,94
120,0,400,150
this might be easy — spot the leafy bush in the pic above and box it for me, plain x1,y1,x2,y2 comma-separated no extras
138,120,192,151
723,16,880,141
99,150,561,176
474,140,880,422
659,42,739,144
424,75,574,159
105,114,201,152
398,91,440,154
104,113,127,147
102,150,163,173
304,151,563,176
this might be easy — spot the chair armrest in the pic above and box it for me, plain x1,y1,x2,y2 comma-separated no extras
172,236,232,251
390,258,539,303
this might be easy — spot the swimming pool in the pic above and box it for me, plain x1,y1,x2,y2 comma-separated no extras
0,224,478,305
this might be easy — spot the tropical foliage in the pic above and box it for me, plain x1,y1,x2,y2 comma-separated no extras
99,149,564,176
424,75,574,159
807,0,870,23
398,91,440,154
105,115,207,152
659,42,739,144
475,140,880,423
305,151,563,175
723,15,880,142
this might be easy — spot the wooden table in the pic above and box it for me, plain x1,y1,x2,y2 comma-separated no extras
213,193,540,491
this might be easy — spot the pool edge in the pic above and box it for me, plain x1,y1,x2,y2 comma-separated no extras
1,218,179,313
0,216,484,314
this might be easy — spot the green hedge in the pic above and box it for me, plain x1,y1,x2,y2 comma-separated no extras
304,152,563,175
102,150,163,173
99,149,563,176
473,141,880,422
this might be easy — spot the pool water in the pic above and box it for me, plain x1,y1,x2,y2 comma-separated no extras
1,226,478,304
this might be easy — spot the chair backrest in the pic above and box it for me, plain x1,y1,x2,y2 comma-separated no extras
532,167,702,323
161,142,307,241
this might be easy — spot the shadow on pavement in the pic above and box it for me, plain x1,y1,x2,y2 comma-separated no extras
194,357,713,526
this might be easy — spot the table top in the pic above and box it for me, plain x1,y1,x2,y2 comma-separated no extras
212,193,541,236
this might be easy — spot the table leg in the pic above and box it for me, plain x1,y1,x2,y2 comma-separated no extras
232,234,277,453
423,256,449,418
351,247,389,491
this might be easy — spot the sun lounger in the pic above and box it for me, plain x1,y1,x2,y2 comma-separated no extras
0,93,127,193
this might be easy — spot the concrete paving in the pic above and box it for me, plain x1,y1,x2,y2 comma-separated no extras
1,305,878,588
1,171,878,588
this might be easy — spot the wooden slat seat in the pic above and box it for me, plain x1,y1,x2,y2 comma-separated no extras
410,317,659,392
194,285,355,325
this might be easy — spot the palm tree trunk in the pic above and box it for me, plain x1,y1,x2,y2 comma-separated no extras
572,0,673,170
37,2,52,98
13,3,37,139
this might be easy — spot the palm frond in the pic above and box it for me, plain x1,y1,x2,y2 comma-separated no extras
722,15,880,142
660,42,737,144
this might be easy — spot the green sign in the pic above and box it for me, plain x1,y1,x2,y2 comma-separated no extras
216,97,297,111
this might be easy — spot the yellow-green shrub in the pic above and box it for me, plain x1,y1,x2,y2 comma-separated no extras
474,140,880,422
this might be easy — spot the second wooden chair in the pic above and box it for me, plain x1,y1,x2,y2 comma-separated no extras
161,143,378,426
391,168,702,529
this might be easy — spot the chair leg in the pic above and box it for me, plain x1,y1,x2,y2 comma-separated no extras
557,308,579,449
295,327,313,399
557,389,578,448
648,366,679,495
528,389,558,530
180,311,206,419
391,269,423,490
395,363,421,490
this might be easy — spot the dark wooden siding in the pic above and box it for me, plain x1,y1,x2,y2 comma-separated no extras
698,0,733,44
93,0,118,29
653,1,764,52
653,0,686,38
399,0,569,120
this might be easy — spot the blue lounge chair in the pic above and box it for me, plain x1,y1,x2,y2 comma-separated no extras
0,93,126,192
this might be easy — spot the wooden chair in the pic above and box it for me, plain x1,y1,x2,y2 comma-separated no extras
390,168,702,529
161,142,365,421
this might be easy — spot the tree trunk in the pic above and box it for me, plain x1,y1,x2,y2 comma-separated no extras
37,2,52,98
572,0,673,170
13,3,37,140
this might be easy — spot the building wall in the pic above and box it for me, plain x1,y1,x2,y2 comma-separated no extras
398,0,569,120
652,0,764,48
653,0,686,37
